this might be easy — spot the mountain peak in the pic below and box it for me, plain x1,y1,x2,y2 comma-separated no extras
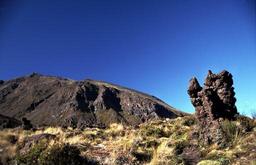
0,74,186,129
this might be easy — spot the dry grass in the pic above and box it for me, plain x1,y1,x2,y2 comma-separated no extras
0,130,19,164
0,116,256,165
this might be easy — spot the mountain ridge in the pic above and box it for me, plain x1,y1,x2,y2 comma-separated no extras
0,73,186,129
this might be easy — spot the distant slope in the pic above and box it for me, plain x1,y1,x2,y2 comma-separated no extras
0,73,186,128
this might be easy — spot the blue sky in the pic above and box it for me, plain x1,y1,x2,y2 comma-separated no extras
0,0,256,116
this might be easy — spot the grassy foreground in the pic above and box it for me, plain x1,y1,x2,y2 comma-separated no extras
0,116,256,165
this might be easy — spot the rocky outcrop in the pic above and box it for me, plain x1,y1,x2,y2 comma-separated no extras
188,70,238,145
0,73,184,129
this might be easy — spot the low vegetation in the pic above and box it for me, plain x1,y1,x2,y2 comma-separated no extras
0,116,255,165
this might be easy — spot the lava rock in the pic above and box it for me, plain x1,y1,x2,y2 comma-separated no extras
188,70,238,145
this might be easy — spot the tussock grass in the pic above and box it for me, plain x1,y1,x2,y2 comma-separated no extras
0,116,256,165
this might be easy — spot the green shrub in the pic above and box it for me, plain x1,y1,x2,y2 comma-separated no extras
16,143,98,165
204,153,230,165
164,156,184,165
39,144,98,165
16,141,47,165
141,126,166,138
170,129,188,141
220,120,241,146
173,141,189,155
182,116,197,126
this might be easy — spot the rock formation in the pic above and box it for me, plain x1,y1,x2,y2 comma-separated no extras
188,70,238,145
0,73,185,129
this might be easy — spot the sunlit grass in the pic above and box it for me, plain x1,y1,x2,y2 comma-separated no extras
0,116,255,164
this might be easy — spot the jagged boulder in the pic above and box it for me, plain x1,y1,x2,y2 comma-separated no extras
188,70,238,145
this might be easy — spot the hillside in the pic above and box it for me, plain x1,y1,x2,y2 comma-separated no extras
1,70,255,165
0,73,185,129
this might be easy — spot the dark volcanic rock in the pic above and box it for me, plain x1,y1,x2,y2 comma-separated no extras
21,117,33,130
188,70,238,145
0,114,21,129
0,73,184,129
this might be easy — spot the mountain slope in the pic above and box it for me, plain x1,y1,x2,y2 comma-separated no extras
0,73,185,128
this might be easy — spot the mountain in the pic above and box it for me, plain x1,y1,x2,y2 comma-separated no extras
0,73,185,129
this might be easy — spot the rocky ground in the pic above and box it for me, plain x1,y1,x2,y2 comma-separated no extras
0,115,255,165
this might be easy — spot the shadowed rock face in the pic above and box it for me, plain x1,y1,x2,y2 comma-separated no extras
0,114,21,129
188,70,238,145
0,73,184,129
